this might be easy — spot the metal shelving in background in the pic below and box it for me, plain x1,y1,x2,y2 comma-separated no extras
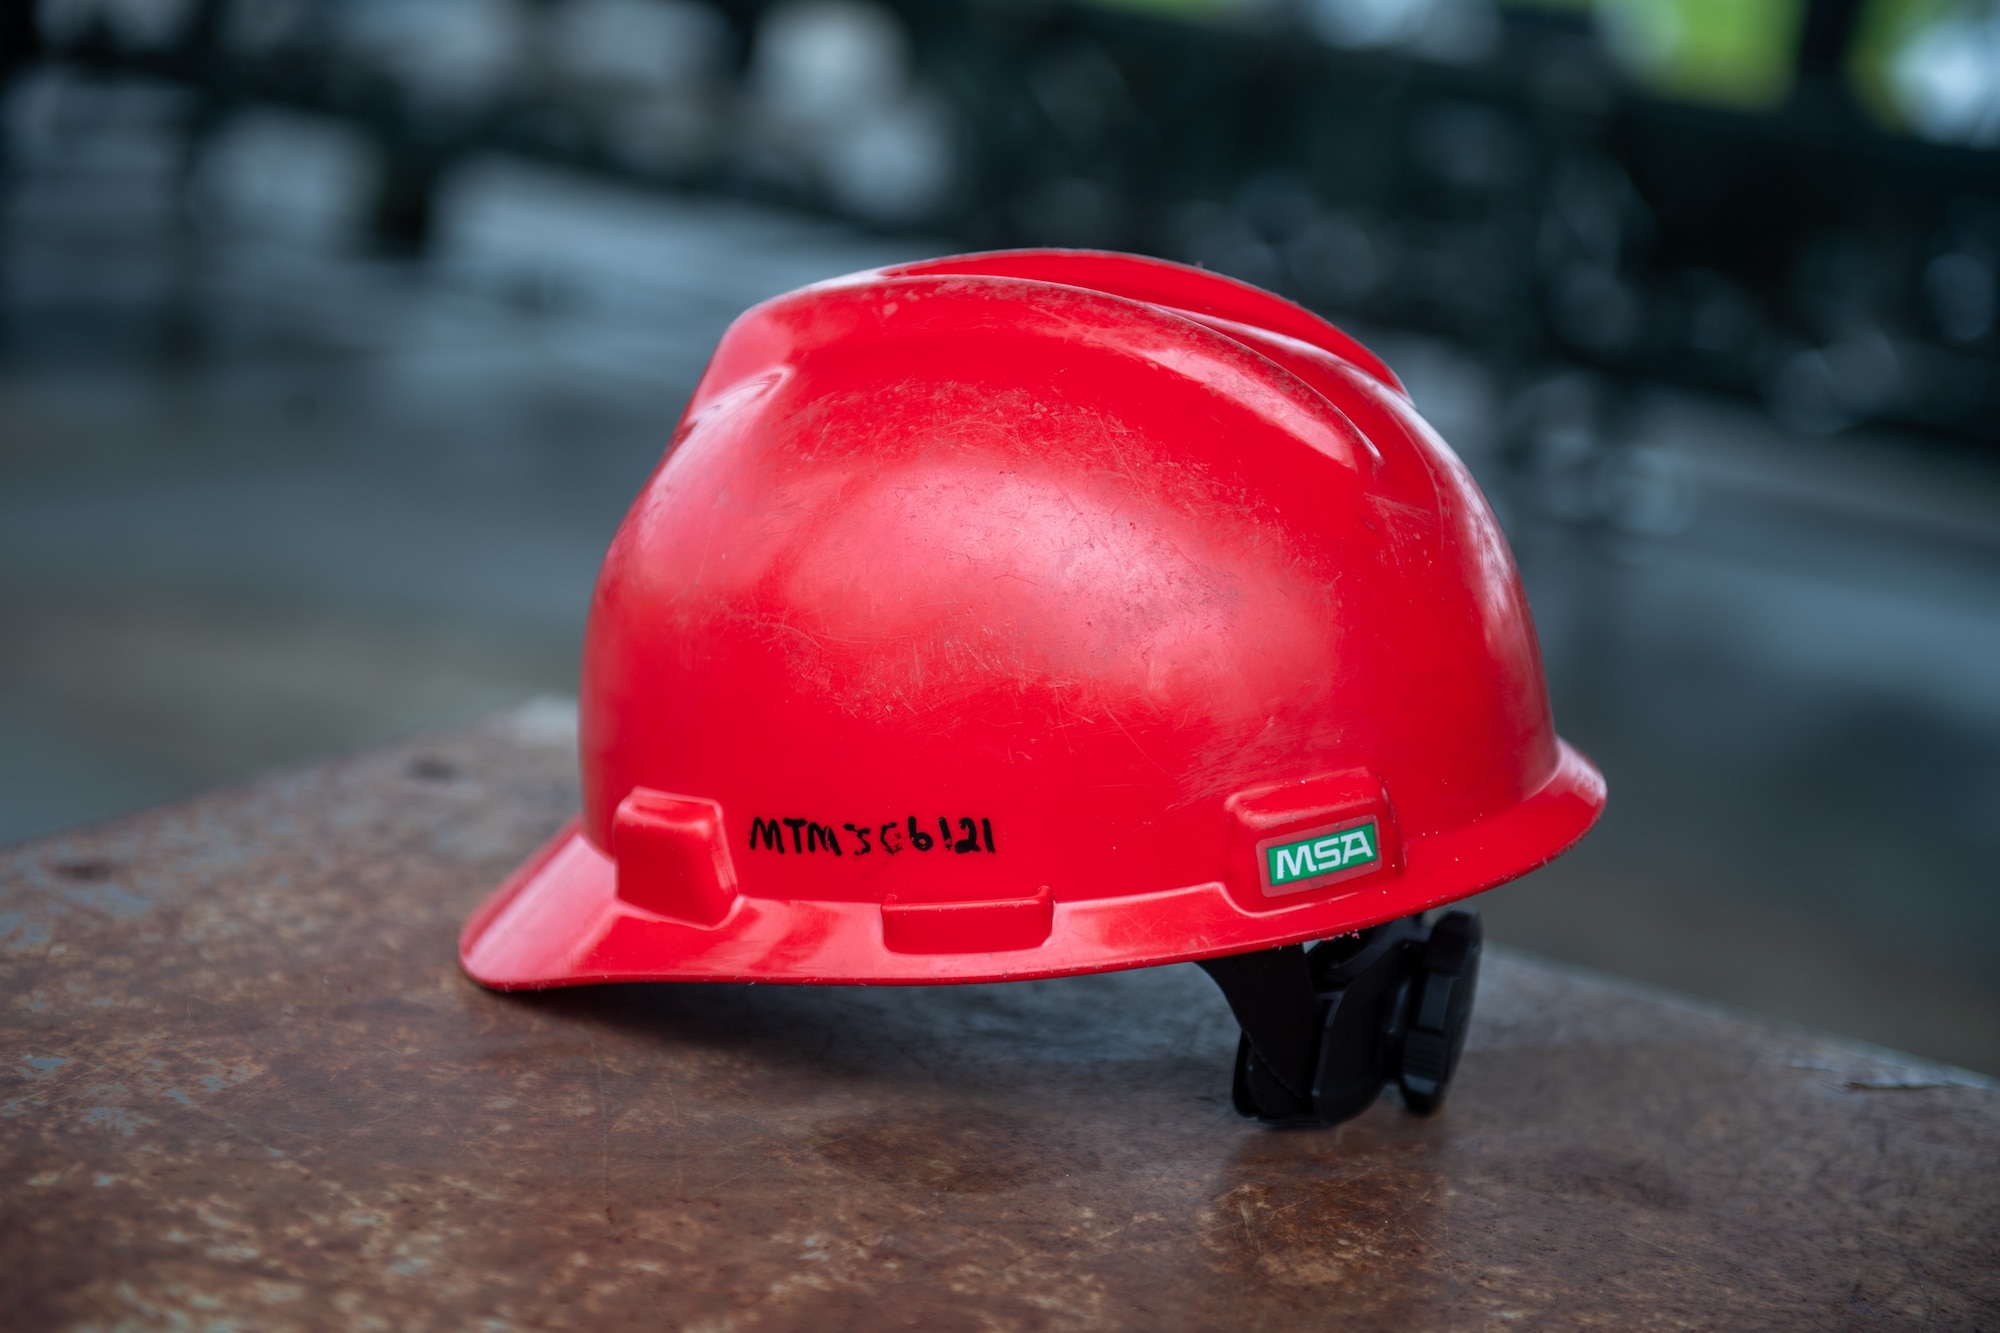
11,0,2000,443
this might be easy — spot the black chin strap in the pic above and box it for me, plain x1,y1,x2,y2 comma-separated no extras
1196,911,1482,1127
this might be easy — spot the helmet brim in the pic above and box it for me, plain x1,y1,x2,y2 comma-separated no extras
459,740,1604,989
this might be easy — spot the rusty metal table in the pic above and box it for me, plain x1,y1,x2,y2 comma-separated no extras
3,704,1995,1330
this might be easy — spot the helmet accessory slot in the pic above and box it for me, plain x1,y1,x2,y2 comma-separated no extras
1224,769,1402,912
613,789,740,927
881,886,1054,954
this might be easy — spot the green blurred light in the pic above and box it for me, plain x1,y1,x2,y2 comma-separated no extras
1072,0,1819,114
1595,0,1809,109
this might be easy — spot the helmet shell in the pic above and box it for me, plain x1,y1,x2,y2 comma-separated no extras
461,250,1604,987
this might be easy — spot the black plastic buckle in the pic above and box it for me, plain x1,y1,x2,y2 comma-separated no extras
1196,911,1482,1127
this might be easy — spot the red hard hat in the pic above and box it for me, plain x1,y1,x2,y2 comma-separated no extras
461,249,1605,1125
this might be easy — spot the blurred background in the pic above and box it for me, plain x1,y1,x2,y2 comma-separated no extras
1,0,1995,1072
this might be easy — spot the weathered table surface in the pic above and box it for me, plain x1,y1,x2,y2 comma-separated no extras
2,703,1995,1331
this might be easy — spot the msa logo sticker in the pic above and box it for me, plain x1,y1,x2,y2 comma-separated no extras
1262,819,1382,894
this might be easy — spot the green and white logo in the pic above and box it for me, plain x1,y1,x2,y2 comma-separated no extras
1264,819,1381,889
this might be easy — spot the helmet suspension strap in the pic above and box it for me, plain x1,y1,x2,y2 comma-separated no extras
1196,912,1483,1127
